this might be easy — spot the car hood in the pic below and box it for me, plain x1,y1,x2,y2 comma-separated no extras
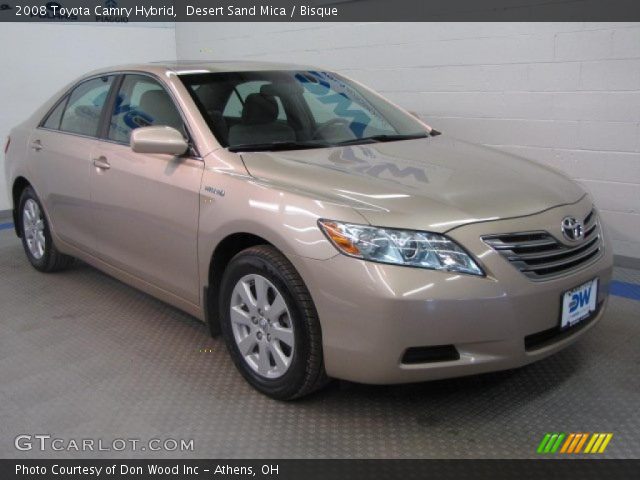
239,136,585,233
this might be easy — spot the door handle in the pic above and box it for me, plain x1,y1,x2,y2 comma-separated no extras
93,156,111,170
30,140,43,151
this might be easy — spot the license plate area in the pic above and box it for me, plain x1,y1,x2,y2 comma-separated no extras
561,278,598,330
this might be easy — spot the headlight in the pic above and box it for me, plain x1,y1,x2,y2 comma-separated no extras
318,219,484,276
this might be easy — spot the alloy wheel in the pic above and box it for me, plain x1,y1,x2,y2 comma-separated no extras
23,198,45,260
230,274,295,379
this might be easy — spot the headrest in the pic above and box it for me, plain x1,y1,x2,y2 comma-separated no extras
138,90,179,127
242,93,278,125
139,89,171,109
260,82,302,96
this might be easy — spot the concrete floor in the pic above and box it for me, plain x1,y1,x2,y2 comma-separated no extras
1,226,639,459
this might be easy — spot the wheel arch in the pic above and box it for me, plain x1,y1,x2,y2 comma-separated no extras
11,176,32,237
205,232,275,337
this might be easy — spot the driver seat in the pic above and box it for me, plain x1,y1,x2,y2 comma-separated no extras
228,93,295,146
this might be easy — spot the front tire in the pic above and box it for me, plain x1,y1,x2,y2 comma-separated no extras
219,245,328,400
18,186,74,272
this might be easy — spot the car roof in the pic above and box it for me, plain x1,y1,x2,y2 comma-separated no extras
86,60,322,77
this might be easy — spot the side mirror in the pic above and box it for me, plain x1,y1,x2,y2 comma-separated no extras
130,126,188,156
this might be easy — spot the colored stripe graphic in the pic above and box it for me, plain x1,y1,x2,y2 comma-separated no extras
591,434,607,453
574,433,589,453
585,433,614,453
536,433,552,453
550,433,565,453
538,433,612,454
560,433,575,453
544,433,558,453
537,433,565,454
568,433,584,453
0,222,14,231
566,434,578,453
597,434,613,453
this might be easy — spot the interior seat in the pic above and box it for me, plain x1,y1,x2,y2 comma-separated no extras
228,93,295,146
138,89,183,131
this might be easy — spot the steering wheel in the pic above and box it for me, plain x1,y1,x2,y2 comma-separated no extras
312,118,351,140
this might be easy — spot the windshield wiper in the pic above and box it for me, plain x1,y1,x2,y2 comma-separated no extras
332,133,429,146
228,133,431,152
228,141,330,152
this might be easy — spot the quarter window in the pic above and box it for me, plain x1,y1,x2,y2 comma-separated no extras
42,96,68,130
58,76,114,137
108,74,184,144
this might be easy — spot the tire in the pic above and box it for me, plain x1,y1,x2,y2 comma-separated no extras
18,186,74,273
219,245,328,400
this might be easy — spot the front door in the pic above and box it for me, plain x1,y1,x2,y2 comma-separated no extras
90,74,203,304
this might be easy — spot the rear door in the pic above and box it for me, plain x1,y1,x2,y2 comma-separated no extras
31,75,115,251
89,73,203,304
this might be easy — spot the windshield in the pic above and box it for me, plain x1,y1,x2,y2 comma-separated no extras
179,70,428,151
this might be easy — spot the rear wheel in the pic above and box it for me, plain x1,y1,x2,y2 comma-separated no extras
18,186,74,272
219,245,328,400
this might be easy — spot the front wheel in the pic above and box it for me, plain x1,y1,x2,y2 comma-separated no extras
219,245,328,400
18,186,74,272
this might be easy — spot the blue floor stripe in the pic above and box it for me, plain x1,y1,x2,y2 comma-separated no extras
0,217,638,302
610,280,640,301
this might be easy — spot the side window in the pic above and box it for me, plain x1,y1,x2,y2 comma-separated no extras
59,76,114,137
223,81,286,120
108,74,184,144
42,97,68,130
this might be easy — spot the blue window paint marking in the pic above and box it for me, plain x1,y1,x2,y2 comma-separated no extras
0,222,14,231
610,280,640,301
295,71,373,137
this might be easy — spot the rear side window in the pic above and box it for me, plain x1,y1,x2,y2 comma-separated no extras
108,74,184,144
58,76,114,137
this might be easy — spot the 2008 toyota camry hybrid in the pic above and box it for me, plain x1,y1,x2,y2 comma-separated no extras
4,61,613,399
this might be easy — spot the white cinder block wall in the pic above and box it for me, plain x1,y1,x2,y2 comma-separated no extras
176,22,640,260
0,23,176,212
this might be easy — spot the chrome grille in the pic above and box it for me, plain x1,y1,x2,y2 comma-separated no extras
482,209,603,280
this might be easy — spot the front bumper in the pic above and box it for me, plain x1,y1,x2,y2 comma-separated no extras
289,196,614,384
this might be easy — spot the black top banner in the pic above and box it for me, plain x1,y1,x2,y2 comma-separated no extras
0,0,639,22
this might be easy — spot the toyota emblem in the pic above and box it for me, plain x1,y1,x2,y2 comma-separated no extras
561,216,584,242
